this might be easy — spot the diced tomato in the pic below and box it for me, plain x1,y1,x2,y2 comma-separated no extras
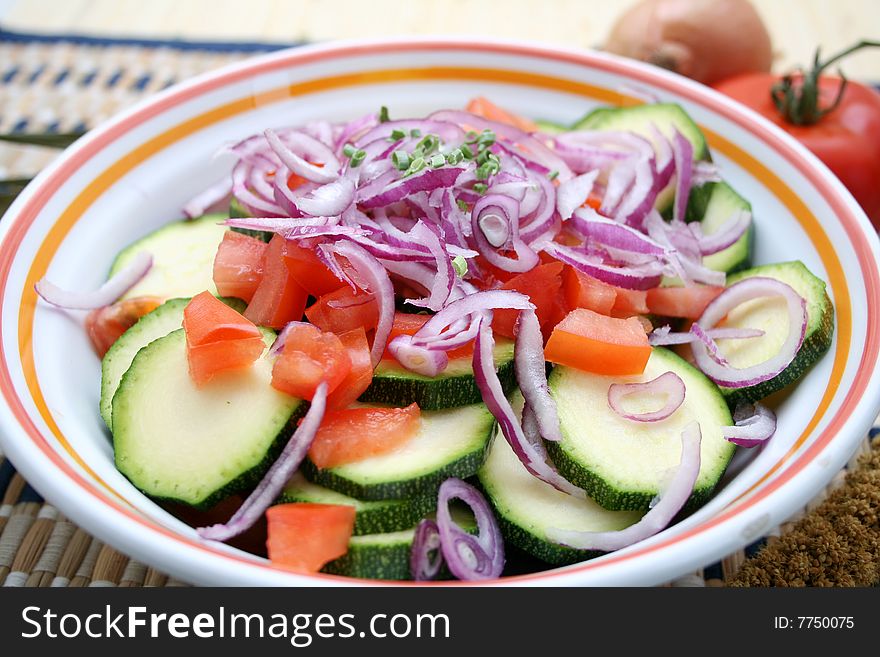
383,312,474,361
85,296,163,357
271,323,351,400
584,195,602,210
183,291,264,386
493,262,564,339
645,285,725,319
305,286,379,335
212,231,267,303
308,403,421,469
466,96,539,133
266,503,356,573
283,238,345,297
325,327,373,410
544,308,651,376
562,266,617,316
244,234,308,329
611,288,650,317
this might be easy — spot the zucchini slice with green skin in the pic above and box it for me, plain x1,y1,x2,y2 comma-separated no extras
99,296,245,430
302,403,496,500
684,181,754,274
322,510,475,580
534,119,568,135
479,422,641,565
277,472,436,536
109,214,227,300
547,348,734,512
358,340,516,410
112,328,306,509
715,260,835,408
228,197,273,242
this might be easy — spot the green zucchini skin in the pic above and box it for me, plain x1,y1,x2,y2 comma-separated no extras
358,345,516,410
302,404,497,500
228,197,273,242
277,473,436,536
718,261,835,408
546,348,734,512
112,329,306,510
99,296,246,430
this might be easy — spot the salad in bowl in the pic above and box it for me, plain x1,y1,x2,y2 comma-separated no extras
34,95,834,582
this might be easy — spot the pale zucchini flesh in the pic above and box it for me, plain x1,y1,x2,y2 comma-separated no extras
112,328,304,509
547,348,735,511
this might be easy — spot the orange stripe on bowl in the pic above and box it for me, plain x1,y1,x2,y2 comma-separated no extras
0,43,874,584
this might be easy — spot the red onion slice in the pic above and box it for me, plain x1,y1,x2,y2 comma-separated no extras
265,128,340,184
691,277,807,388
724,403,777,447
324,240,395,367
436,478,504,581
514,310,562,442
35,251,152,310
474,317,586,498
690,322,730,366
359,167,465,209
649,325,765,346
197,381,329,542
292,176,356,217
547,421,702,551
607,372,686,423
671,129,693,224
698,209,751,256
406,221,455,311
387,334,449,377
182,177,232,218
569,207,667,256
410,518,444,581
557,170,599,220
542,242,664,290
471,193,539,273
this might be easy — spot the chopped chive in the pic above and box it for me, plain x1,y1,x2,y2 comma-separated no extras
456,199,469,212
477,129,496,148
415,134,439,154
406,157,426,175
446,149,463,165
410,128,422,138
465,130,478,143
391,150,411,170
350,149,366,168
548,170,559,180
460,144,475,159
430,153,446,168
389,128,407,141
379,106,390,123
473,182,488,194
452,255,468,277
342,143,357,157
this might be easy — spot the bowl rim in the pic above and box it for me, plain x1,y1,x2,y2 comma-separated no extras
1,36,879,587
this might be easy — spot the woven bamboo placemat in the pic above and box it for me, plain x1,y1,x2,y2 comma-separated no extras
0,31,878,587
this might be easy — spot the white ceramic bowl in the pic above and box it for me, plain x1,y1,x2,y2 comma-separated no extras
2,38,879,587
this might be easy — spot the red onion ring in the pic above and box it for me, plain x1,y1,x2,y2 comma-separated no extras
691,277,807,388
690,322,730,366
556,170,599,220
182,177,232,218
436,478,504,581
35,251,152,310
410,518,444,581
197,381,328,542
547,421,702,551
648,325,765,346
607,371,686,423
542,241,664,290
514,310,563,442
724,403,777,447
698,209,752,256
264,129,340,184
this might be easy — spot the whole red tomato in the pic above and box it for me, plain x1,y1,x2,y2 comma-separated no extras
714,44,880,231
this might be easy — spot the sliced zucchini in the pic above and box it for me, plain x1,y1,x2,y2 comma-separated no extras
479,423,641,565
302,403,496,500
277,472,435,536
109,214,227,300
716,260,835,407
228,197,272,242
112,328,305,509
99,296,245,430
534,119,568,135
546,347,735,511
685,181,754,274
358,340,516,410
322,509,475,580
